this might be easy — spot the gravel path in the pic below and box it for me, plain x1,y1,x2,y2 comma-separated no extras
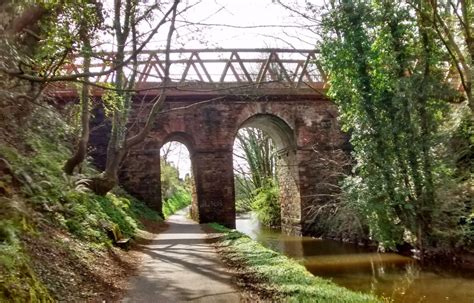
122,209,241,302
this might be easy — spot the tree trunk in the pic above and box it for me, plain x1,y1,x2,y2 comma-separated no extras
88,0,178,195
89,148,126,195
89,172,118,196
64,38,91,175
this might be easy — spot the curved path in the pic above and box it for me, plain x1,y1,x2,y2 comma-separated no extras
122,209,241,302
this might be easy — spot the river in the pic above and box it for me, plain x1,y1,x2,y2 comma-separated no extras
236,213,474,303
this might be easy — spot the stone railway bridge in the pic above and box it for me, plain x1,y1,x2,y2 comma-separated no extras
50,49,350,235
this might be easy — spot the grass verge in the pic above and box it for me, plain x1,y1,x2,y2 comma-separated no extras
208,223,383,303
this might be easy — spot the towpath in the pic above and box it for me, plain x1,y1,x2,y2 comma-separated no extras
122,208,240,302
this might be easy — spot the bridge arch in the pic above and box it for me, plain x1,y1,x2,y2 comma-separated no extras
161,131,196,155
159,132,197,215
237,113,296,152
234,113,301,234
116,93,347,235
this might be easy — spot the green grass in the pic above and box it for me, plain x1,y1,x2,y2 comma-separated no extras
162,187,191,218
209,223,383,303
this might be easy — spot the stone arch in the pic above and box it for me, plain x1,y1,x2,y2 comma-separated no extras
234,113,302,235
161,131,196,155
116,97,347,233
159,131,198,219
238,113,296,153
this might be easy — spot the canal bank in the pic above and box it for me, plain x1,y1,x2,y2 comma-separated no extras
209,222,379,302
235,213,474,303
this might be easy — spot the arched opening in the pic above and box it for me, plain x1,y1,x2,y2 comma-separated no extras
159,138,195,219
233,114,300,235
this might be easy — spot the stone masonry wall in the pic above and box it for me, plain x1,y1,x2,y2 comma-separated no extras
92,95,348,234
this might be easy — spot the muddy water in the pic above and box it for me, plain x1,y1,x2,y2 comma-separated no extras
236,213,474,303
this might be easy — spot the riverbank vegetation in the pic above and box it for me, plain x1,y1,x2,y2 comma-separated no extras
234,128,281,227
314,0,473,260
209,223,381,303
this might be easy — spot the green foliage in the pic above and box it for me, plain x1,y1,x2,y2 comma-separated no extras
160,157,192,218
0,248,53,302
321,0,462,251
0,200,53,302
160,158,182,200
235,128,276,190
234,175,255,213
234,128,280,225
251,179,280,227
429,107,474,253
9,1,103,79
59,190,145,242
162,187,191,219
0,105,162,301
0,107,162,243
208,223,381,303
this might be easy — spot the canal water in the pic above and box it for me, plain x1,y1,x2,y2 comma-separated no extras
236,213,474,303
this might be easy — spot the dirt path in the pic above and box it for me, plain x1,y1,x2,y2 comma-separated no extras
122,209,241,303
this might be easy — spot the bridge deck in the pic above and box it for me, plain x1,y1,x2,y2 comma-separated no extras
48,49,328,98
47,48,462,99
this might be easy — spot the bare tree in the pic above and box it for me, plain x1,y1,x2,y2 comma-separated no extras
408,0,473,111
89,0,180,195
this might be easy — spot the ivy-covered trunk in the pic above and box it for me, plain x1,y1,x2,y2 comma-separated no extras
321,0,453,253
64,37,91,175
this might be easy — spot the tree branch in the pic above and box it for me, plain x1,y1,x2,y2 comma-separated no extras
125,0,179,148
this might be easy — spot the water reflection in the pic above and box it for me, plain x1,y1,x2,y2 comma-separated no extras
236,213,474,303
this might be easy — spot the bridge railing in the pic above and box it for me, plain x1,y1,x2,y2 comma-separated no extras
61,48,327,89
57,48,464,95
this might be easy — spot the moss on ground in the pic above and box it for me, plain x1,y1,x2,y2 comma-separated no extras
209,223,383,303
0,107,162,301
0,202,53,302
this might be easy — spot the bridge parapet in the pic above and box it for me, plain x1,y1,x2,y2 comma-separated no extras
49,49,328,97
48,48,464,99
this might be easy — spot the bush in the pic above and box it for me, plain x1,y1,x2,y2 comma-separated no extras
251,179,280,227
0,200,52,302
0,112,162,243
0,97,163,301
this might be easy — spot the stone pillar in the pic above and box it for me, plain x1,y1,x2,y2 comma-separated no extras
120,147,163,218
297,145,346,234
278,149,302,236
296,113,350,235
296,148,319,233
191,149,235,228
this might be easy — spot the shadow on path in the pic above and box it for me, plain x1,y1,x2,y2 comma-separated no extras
122,208,240,303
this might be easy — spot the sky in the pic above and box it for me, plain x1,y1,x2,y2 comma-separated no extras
138,0,320,50
172,0,319,49
156,0,321,178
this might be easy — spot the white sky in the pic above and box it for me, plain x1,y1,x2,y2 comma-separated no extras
161,141,191,179
134,0,320,50
172,0,319,49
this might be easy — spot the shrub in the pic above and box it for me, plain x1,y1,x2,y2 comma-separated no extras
251,179,280,227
